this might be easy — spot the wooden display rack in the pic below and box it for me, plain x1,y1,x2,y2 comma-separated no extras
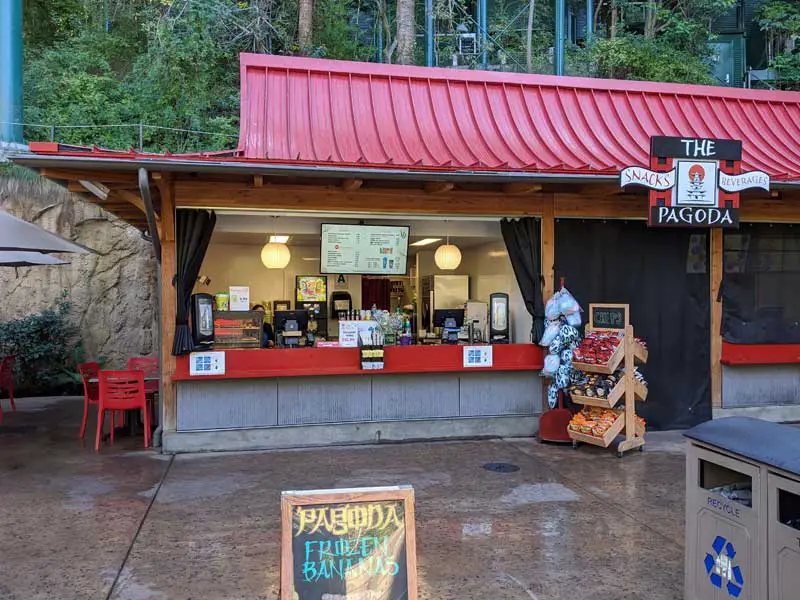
568,304,648,457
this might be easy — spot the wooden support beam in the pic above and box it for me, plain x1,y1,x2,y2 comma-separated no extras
424,181,454,194
341,178,363,192
710,228,723,410
159,180,177,434
40,168,138,184
173,181,543,215
541,194,555,301
253,174,264,187
76,180,109,201
502,183,542,195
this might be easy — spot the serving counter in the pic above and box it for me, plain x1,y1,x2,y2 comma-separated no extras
164,344,544,453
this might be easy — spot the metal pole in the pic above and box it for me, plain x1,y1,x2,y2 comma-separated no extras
554,0,565,76
586,0,593,40
0,0,23,144
139,123,144,152
425,0,434,67
480,0,488,68
377,16,384,63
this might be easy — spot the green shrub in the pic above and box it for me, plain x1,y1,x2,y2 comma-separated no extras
0,293,84,395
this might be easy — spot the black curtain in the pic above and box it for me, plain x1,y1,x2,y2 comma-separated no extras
721,224,800,343
172,209,216,356
555,220,711,430
501,217,545,343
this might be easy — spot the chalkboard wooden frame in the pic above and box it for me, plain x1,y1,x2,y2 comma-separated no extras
280,485,418,600
588,303,630,332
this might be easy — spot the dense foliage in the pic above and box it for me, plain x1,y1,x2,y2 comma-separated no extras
19,0,799,152
0,295,86,395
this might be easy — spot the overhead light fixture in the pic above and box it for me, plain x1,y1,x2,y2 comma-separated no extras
410,238,442,247
434,221,461,270
261,217,291,269
269,235,290,244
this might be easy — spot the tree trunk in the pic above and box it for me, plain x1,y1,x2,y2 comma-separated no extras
298,0,314,52
644,1,657,39
526,0,536,73
396,0,416,65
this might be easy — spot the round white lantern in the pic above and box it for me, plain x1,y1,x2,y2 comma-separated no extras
434,243,462,270
260,242,291,269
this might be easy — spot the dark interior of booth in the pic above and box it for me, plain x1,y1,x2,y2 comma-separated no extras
721,223,800,344
555,220,712,430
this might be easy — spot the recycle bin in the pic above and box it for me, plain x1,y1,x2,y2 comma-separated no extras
768,472,800,600
684,417,800,600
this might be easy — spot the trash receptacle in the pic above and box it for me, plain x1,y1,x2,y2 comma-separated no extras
684,417,800,600
768,472,800,600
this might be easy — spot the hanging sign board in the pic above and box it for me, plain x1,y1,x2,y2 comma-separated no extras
281,486,418,600
620,136,770,229
589,304,629,332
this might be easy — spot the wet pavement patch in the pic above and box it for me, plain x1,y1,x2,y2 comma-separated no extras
482,462,520,473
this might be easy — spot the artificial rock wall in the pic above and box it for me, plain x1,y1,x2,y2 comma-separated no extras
0,176,158,368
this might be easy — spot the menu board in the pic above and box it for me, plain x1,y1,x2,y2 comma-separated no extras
281,486,418,600
320,224,409,275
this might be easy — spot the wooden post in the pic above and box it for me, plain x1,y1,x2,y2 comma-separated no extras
710,228,723,410
540,194,556,409
541,193,555,300
157,179,177,433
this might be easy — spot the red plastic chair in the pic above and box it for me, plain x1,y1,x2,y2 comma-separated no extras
0,356,16,423
96,370,150,451
78,362,124,439
128,357,159,426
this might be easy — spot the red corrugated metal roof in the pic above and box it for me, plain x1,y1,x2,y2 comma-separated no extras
238,54,800,181
21,55,800,183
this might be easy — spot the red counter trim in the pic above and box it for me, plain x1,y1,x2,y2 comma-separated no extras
173,344,544,381
721,342,800,365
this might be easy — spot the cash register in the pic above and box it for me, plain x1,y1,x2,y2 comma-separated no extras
274,310,309,348
434,309,465,345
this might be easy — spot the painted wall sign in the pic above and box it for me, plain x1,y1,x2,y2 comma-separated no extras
621,136,771,229
281,486,418,600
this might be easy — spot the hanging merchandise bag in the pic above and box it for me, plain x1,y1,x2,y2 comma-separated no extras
540,319,561,347
542,353,561,377
545,291,563,321
547,382,559,409
558,287,581,315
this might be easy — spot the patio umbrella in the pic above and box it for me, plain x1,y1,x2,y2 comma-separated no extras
0,251,69,267
0,209,93,254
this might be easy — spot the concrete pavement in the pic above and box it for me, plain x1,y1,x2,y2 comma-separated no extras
0,397,687,600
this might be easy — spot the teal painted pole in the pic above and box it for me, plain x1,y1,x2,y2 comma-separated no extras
480,0,488,68
586,0,593,40
554,0,565,76
0,0,23,143
426,0,434,67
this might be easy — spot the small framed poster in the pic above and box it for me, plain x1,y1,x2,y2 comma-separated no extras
229,286,250,311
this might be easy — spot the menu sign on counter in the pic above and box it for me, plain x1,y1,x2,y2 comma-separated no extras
321,224,409,275
281,486,418,600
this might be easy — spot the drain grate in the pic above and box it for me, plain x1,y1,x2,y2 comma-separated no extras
482,462,520,473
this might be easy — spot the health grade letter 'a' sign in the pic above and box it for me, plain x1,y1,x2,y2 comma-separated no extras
619,136,770,228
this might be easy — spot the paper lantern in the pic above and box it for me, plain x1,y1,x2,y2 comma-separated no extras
260,242,291,269
434,243,462,270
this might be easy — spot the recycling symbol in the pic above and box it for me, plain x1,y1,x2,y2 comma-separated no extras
704,535,744,598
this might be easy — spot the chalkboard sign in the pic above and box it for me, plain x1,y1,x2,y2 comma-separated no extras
281,486,418,600
589,304,629,332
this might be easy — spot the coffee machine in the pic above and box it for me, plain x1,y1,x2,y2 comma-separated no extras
191,293,215,349
489,292,510,344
